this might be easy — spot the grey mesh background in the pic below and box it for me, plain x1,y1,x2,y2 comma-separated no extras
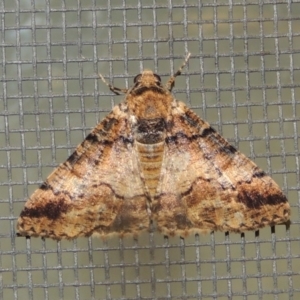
1,1,299,299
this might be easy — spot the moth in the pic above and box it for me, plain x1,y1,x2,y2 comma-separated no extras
17,54,290,240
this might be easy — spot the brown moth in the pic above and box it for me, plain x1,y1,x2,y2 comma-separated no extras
17,54,290,240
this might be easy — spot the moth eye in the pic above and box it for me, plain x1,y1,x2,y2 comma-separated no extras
134,74,142,83
154,74,161,82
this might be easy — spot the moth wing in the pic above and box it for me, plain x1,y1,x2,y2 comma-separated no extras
153,101,290,236
17,105,149,240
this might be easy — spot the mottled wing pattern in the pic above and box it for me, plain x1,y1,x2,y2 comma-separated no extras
17,105,149,239
17,56,291,240
153,101,290,236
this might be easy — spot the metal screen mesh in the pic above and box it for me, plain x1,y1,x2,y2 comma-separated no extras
1,1,299,299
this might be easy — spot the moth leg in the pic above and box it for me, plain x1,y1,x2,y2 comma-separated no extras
99,73,128,95
165,52,191,91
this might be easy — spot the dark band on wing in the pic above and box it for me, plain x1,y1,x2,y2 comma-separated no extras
66,151,80,166
20,182,146,220
20,198,69,220
252,168,266,178
237,188,288,209
165,131,237,155
102,117,119,132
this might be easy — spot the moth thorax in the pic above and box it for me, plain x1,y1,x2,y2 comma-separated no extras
134,118,165,144
135,141,164,199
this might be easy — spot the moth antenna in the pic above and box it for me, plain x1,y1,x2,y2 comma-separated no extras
99,73,128,95
165,52,191,91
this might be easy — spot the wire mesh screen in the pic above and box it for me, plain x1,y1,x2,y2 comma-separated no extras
1,1,299,299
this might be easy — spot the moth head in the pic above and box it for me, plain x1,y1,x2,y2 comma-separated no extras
133,70,162,87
